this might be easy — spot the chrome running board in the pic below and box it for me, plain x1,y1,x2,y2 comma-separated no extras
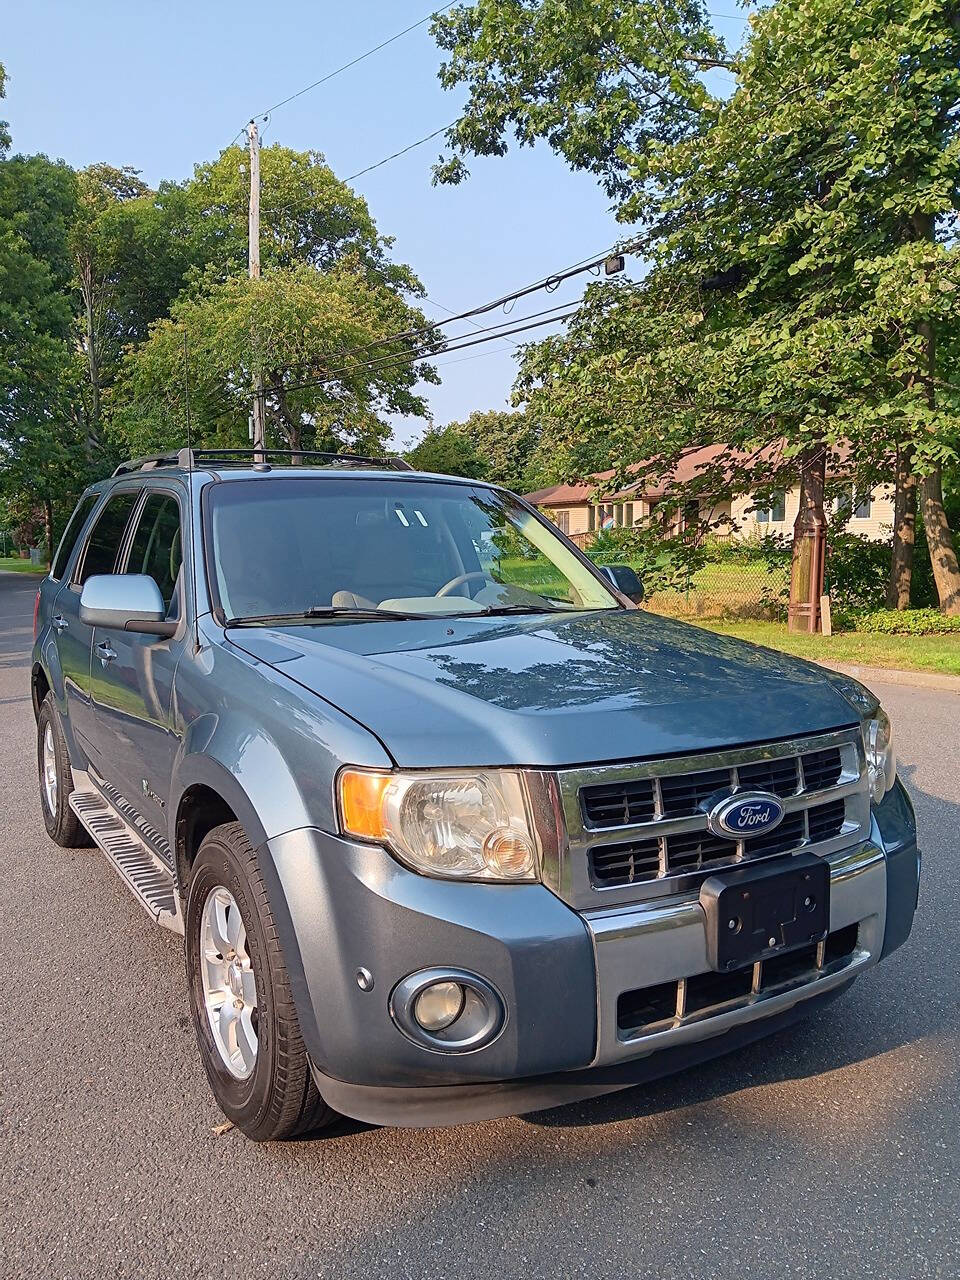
69,769,183,935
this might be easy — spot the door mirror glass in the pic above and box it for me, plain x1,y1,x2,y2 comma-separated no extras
598,563,645,604
79,574,176,636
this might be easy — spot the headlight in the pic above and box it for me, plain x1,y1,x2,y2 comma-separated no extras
337,768,541,881
864,709,896,802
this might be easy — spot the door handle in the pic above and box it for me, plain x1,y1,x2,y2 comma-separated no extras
52,614,68,633
95,641,118,666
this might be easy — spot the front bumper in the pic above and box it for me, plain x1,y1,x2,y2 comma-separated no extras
260,779,918,1126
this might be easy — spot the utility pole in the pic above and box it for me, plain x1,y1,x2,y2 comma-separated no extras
247,119,266,459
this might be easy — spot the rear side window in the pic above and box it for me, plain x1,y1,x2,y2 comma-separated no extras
74,490,139,586
125,493,182,614
51,495,98,581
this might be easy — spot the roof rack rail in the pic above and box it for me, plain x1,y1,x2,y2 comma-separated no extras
112,452,186,476
112,448,414,476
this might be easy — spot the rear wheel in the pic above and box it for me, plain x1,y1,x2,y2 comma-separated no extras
185,821,336,1140
37,694,89,847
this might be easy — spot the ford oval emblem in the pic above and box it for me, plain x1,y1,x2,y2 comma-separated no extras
706,791,786,839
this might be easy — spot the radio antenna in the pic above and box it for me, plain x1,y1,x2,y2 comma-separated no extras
183,332,200,654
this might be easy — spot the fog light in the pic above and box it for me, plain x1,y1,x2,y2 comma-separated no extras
413,981,464,1031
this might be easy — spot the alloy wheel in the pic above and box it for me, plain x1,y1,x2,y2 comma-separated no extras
199,886,259,1079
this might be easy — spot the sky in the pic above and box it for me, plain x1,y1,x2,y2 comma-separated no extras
2,1,747,448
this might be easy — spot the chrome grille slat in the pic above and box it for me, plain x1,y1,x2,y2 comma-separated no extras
551,727,869,910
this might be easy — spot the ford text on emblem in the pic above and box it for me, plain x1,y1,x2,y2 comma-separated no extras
706,791,786,839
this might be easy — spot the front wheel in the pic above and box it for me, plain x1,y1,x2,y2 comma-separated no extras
37,694,89,847
185,821,336,1140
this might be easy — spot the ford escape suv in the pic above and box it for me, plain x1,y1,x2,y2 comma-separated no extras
31,449,919,1140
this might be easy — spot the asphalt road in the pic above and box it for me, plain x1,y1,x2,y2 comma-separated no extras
2,569,958,1280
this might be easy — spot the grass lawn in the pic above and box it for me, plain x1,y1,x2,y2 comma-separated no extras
695,618,960,677
0,555,47,575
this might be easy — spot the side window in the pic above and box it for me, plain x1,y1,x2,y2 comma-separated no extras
124,494,182,614
74,491,140,587
51,494,98,581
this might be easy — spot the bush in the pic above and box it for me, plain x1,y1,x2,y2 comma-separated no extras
849,608,960,636
824,533,889,613
586,526,707,594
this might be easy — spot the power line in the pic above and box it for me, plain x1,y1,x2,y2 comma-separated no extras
206,304,582,425
256,238,637,393
263,306,582,401
195,235,643,425
250,4,455,122
345,123,455,182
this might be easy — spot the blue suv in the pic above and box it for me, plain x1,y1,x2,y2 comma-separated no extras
31,449,919,1140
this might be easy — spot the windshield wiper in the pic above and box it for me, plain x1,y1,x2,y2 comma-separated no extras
471,603,581,616
225,606,436,625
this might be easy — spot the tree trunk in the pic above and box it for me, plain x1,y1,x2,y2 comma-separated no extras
910,211,960,613
920,466,960,615
886,443,916,609
273,385,302,462
788,445,827,633
43,495,53,566
80,258,100,456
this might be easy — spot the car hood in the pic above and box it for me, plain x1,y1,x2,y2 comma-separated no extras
225,610,859,769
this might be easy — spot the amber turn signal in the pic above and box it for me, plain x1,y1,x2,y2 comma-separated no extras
338,769,391,840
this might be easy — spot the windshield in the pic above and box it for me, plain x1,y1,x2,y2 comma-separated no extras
206,476,620,622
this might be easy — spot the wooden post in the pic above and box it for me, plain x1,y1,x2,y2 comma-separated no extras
787,446,827,633
247,120,266,460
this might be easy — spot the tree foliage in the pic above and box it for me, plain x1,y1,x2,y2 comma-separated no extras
431,0,727,201
469,0,960,609
405,423,489,477
113,260,437,457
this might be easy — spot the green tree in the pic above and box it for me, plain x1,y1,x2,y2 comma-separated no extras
431,0,728,200
444,408,540,491
109,143,436,459
166,144,421,293
458,0,960,613
113,261,437,458
405,423,489,477
0,74,87,552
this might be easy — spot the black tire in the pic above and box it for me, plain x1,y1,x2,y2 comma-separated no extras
185,821,336,1141
37,693,90,848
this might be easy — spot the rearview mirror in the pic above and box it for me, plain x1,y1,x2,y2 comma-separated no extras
599,563,645,605
79,574,176,637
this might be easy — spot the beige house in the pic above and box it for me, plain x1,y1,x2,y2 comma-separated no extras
525,443,893,545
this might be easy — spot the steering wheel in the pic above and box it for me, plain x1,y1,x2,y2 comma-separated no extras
435,570,489,599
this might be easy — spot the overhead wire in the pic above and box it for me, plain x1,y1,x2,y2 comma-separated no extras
250,3,455,122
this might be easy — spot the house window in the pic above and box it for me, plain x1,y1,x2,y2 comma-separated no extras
622,503,633,527
756,492,786,524
835,484,872,521
555,509,570,534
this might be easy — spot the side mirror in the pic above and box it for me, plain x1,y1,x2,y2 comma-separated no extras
599,563,645,605
80,574,177,637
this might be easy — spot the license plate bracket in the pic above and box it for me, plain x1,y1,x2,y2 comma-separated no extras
700,853,830,972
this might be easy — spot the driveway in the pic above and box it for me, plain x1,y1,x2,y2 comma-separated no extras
2,570,957,1280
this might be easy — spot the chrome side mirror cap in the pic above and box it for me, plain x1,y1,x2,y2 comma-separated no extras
79,574,176,636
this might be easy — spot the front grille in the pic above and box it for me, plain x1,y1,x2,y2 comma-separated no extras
658,769,729,818
559,728,868,908
801,747,843,791
808,797,845,842
581,778,655,827
580,744,846,831
616,925,861,1035
588,796,852,887
591,838,661,886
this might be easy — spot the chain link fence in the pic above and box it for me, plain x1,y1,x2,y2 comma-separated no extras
569,530,792,621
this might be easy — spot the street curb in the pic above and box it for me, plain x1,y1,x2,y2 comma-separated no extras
813,658,960,694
